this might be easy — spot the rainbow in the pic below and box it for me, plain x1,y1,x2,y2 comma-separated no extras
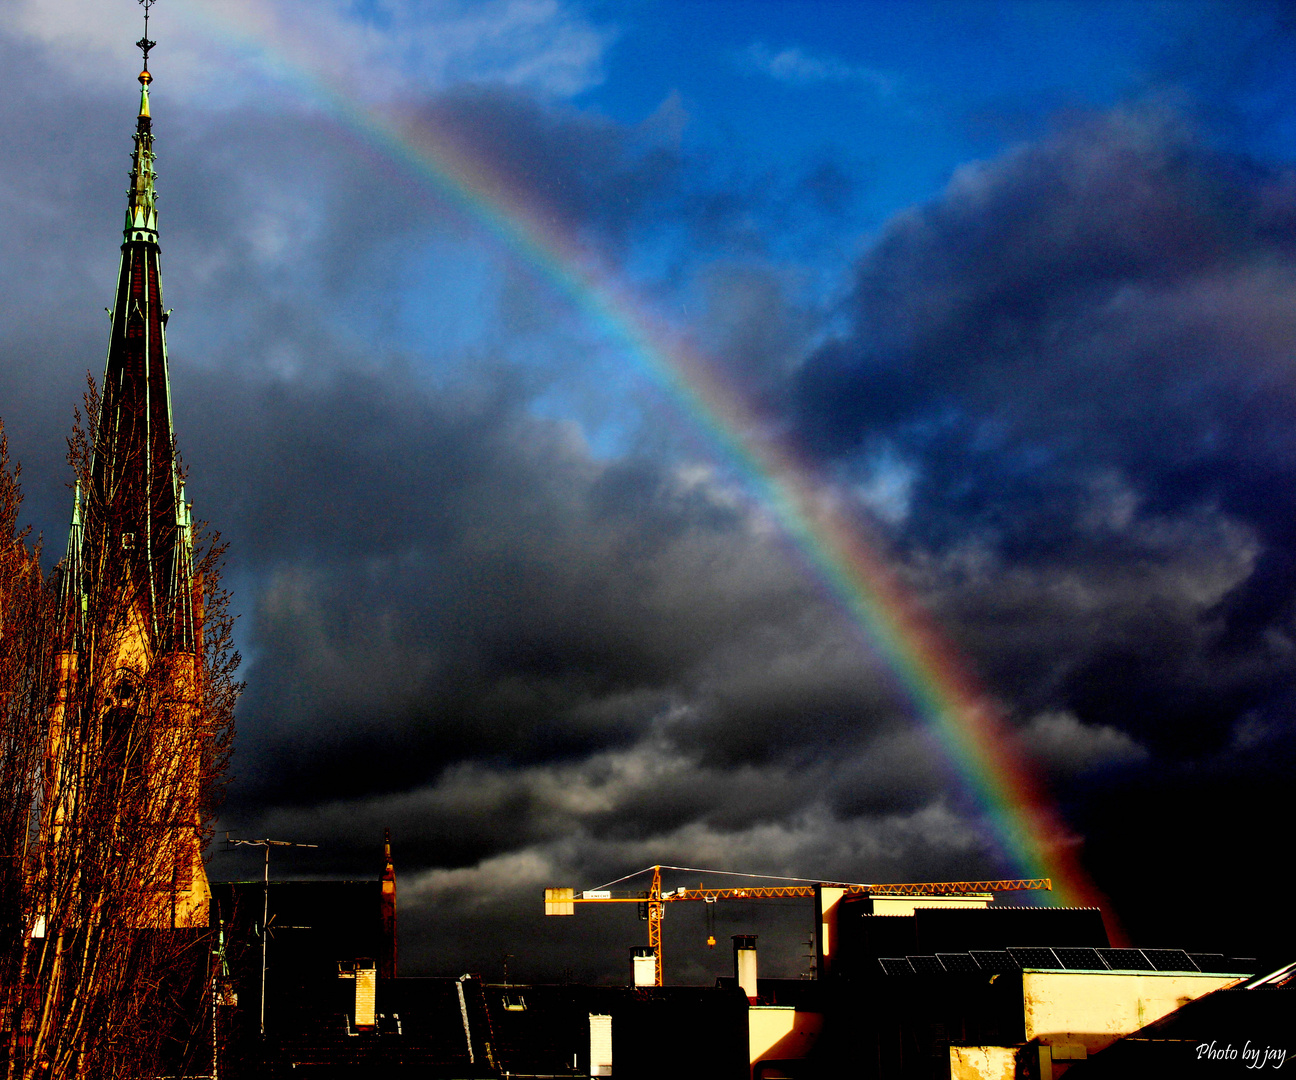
177,2,1116,926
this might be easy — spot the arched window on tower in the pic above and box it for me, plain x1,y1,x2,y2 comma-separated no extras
101,670,148,797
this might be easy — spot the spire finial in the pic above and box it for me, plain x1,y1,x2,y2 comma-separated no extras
137,0,156,83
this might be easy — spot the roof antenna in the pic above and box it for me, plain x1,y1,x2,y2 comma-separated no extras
137,0,156,78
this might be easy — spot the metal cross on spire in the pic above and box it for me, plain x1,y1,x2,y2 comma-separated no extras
137,0,156,73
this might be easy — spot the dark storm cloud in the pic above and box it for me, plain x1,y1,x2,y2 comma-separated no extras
0,36,135,535
205,360,910,812
796,106,1296,710
790,105,1296,950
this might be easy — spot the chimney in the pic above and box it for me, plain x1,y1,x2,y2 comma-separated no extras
631,946,656,987
379,829,397,979
814,884,845,980
338,959,377,1030
733,935,758,1001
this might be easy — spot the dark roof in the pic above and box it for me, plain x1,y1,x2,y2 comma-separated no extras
223,969,751,1079
483,982,749,1078
710,978,824,1008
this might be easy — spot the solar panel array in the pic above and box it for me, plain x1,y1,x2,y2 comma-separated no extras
1098,948,1155,971
876,946,1230,975
878,957,915,976
1053,947,1106,970
935,952,980,975
1007,947,1061,970
969,951,1019,974
1141,949,1198,972
908,955,946,975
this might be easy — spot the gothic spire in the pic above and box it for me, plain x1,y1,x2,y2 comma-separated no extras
63,9,195,654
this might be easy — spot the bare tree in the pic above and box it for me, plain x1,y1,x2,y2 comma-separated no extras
0,426,57,1077
0,400,239,1080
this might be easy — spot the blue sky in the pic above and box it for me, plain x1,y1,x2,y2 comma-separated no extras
583,1,1190,222
5,0,1296,980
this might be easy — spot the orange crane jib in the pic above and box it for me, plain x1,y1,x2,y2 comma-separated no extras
543,868,1052,987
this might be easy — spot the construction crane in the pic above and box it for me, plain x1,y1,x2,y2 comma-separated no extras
545,865,1052,987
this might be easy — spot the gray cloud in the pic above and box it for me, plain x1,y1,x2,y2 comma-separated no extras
1018,711,1149,773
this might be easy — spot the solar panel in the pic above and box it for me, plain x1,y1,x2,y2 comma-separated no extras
1007,947,1061,970
1188,953,1227,973
1142,949,1197,972
878,957,914,976
907,955,946,975
936,952,980,974
1098,948,1154,971
1053,947,1107,970
970,950,1020,974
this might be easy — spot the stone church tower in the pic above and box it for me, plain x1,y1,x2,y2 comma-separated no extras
45,36,210,929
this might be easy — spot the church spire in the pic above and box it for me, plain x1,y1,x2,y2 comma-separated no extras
42,1,214,941
69,3,192,652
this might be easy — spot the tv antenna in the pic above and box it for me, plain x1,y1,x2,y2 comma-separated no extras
226,836,319,1036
